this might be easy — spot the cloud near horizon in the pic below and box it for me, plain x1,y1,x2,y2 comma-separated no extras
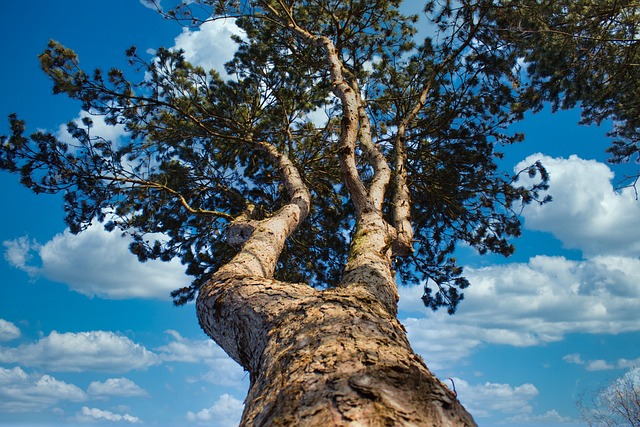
87,377,149,398
0,367,86,412
156,330,246,388
400,154,640,371
186,393,244,426
0,330,160,373
74,406,141,424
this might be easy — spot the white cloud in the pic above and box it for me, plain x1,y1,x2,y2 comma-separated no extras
0,330,160,373
172,20,244,77
139,0,159,11
400,254,640,370
0,319,21,342
156,330,246,387
186,393,244,426
156,330,222,363
515,154,640,257
56,111,129,147
3,236,39,276
505,409,577,425
87,378,148,398
75,406,141,424
453,377,538,418
0,366,86,412
3,219,188,300
564,353,640,371
562,353,584,365
399,154,640,377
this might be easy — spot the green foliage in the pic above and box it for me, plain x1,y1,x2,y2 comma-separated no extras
483,0,640,168
1,0,559,312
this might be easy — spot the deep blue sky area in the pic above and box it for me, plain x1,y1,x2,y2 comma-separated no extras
1,1,639,427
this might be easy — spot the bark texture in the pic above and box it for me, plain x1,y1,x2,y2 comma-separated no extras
196,195,476,425
198,273,476,426
194,4,478,425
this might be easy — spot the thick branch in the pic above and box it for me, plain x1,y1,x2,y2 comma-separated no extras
353,82,391,211
215,136,311,279
283,19,373,216
392,16,481,256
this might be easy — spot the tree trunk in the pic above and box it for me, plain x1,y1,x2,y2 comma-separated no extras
197,271,476,426
197,209,476,426
194,14,476,424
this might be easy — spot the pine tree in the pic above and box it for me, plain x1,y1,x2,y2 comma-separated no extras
1,1,570,424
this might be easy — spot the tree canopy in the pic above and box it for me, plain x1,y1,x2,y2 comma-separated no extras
484,0,640,180
11,0,637,313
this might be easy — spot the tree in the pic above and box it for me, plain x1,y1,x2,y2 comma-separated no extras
579,368,640,427
0,1,559,425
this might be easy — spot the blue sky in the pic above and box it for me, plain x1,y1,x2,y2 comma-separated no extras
1,1,639,426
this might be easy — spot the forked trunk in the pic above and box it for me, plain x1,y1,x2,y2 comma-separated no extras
197,273,476,426
194,22,476,421
197,211,476,426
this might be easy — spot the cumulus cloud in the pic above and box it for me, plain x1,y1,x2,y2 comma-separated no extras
156,330,246,387
515,154,640,257
172,20,244,77
0,331,160,373
399,155,640,370
0,366,86,412
186,393,244,426
564,353,640,372
3,219,188,300
505,409,577,425
453,377,538,419
87,378,148,398
0,319,20,342
75,406,141,424
400,254,640,369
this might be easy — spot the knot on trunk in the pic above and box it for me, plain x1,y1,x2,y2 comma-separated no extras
225,203,258,249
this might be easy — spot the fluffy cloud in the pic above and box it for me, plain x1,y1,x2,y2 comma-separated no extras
0,331,160,373
156,330,246,387
563,353,640,372
186,393,244,426
453,378,538,419
0,367,86,412
505,409,577,425
400,155,640,370
75,406,141,424
515,154,640,257
172,20,244,77
400,254,640,369
3,219,188,300
87,378,148,398
0,319,20,342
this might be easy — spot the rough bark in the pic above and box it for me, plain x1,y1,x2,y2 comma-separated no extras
198,274,476,426
195,140,477,425
194,4,477,425
196,173,477,425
